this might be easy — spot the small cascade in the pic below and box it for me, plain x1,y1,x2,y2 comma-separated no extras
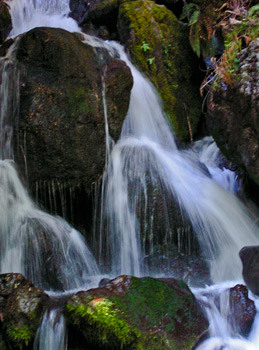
34,309,67,350
6,0,79,37
194,283,259,350
192,136,241,194
0,160,99,291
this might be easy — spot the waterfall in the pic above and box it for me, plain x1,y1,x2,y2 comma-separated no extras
1,0,259,349
6,0,79,37
94,41,259,282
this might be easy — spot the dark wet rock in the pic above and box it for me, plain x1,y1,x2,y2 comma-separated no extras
144,245,211,287
0,273,47,349
64,275,208,349
239,245,259,296
207,38,259,185
118,0,202,142
14,27,132,194
0,328,8,350
229,284,256,337
0,37,14,57
87,0,119,27
98,278,110,288
69,0,89,26
0,2,12,45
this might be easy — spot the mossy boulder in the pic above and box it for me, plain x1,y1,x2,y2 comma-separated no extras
118,0,202,141
64,275,208,349
12,27,132,193
0,2,11,45
0,273,47,349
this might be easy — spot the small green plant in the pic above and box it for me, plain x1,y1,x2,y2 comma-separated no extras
147,57,155,65
162,42,171,55
140,41,150,52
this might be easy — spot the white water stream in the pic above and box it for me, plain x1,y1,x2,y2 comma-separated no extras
1,0,259,349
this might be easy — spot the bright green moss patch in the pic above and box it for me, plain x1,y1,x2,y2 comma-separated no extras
65,296,140,348
6,325,33,349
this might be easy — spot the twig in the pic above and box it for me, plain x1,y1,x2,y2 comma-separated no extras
183,103,193,148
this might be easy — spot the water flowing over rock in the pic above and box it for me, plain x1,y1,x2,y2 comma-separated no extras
0,273,47,349
64,275,208,349
11,27,132,192
208,38,259,185
239,245,259,296
118,0,202,141
0,2,12,45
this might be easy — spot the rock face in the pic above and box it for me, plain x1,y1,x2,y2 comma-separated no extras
118,0,202,141
12,27,132,193
0,273,47,349
0,2,12,45
239,245,259,296
208,38,259,185
229,284,256,337
64,275,208,349
69,0,89,26
87,0,119,26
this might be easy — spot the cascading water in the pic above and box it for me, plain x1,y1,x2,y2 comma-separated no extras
33,309,67,350
95,41,258,282
6,0,79,37
0,2,101,349
1,0,259,349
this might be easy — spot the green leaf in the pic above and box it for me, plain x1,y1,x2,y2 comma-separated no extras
190,23,200,57
248,5,259,16
189,10,199,26
179,3,199,20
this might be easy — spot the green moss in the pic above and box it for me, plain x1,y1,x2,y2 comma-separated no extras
65,277,206,349
66,297,139,348
118,1,202,141
6,325,33,349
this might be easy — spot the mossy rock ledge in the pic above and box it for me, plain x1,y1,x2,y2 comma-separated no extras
0,273,48,349
11,27,133,193
118,0,202,142
64,275,208,349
